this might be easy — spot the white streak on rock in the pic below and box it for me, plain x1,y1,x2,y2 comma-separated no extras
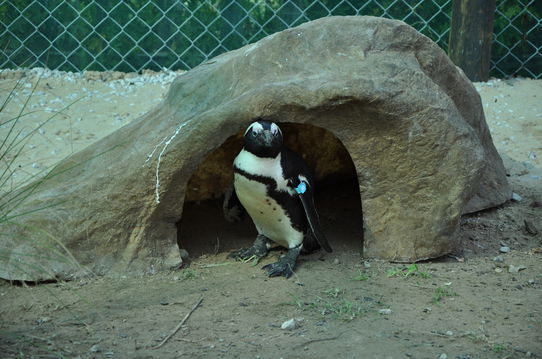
149,119,192,203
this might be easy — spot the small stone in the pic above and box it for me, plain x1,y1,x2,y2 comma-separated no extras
493,255,504,262
363,261,371,268
333,258,340,265
528,279,535,284
508,265,526,273
439,354,448,359
423,307,432,313
90,344,100,353
36,317,51,324
494,268,503,273
511,192,522,202
281,318,299,330
499,246,510,253
378,308,393,315
445,330,453,336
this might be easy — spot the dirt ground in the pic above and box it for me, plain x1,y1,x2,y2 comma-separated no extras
0,69,541,359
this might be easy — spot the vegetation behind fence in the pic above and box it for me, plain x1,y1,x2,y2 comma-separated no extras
1,0,540,78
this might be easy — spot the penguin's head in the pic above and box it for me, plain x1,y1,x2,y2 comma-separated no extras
243,120,283,158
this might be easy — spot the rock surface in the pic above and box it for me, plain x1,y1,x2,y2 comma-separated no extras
0,16,510,281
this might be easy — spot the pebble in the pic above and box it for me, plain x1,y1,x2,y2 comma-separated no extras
493,255,504,262
90,344,100,353
36,317,51,324
445,330,453,336
378,308,393,315
508,264,526,273
499,246,510,253
439,354,448,359
281,318,300,330
333,258,340,265
511,192,522,201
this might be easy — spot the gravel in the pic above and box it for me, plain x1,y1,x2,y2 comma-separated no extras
499,246,511,253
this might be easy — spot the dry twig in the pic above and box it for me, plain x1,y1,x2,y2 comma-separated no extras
152,297,203,349
294,332,343,348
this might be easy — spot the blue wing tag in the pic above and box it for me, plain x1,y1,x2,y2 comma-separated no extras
295,180,307,194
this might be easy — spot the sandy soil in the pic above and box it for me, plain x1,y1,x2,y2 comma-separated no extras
0,69,541,359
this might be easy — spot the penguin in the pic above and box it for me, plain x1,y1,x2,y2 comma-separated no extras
225,119,332,278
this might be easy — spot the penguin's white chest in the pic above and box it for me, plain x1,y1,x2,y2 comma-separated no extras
233,151,303,249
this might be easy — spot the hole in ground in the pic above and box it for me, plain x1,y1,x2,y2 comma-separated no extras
177,123,364,258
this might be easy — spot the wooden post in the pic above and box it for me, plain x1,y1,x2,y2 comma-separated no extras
448,0,496,82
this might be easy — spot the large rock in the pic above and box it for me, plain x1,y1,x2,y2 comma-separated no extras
0,16,510,281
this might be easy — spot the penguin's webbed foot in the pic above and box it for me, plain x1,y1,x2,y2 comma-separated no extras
262,245,301,278
228,234,270,261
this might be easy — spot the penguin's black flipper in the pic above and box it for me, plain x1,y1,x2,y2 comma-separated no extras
223,184,246,223
293,178,333,253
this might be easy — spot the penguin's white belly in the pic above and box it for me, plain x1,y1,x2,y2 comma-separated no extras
234,173,303,249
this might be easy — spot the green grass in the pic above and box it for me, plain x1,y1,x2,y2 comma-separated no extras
323,287,343,298
180,268,200,280
0,70,126,281
432,287,457,304
387,263,431,278
0,72,88,281
319,297,361,321
352,270,370,281
491,343,509,353
285,289,366,321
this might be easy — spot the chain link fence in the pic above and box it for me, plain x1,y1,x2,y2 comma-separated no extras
1,0,540,78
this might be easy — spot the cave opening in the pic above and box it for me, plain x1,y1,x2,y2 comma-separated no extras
177,123,364,258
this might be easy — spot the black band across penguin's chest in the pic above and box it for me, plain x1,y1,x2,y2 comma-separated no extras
233,166,307,233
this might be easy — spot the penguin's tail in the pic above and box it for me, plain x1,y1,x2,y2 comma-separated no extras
223,184,246,223
293,177,332,253
302,232,323,254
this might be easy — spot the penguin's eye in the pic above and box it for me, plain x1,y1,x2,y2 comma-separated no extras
246,122,264,136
